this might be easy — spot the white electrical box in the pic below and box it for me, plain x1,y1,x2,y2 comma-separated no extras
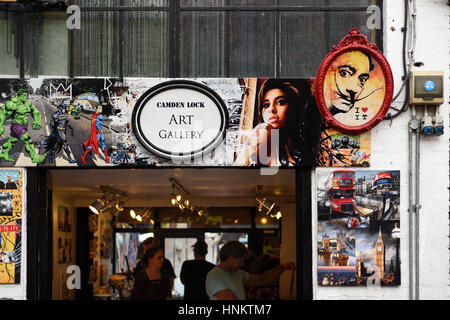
409,71,444,105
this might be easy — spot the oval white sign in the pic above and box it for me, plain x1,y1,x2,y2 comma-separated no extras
132,81,228,160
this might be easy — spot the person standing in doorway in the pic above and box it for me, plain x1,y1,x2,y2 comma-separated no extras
131,246,173,300
180,240,215,300
205,241,295,300
133,237,176,289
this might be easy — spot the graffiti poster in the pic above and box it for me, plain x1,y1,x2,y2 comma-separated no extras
317,169,400,286
0,168,23,284
0,78,370,168
322,50,387,127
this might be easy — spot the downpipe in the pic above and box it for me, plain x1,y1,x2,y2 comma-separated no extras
415,117,420,300
408,108,420,300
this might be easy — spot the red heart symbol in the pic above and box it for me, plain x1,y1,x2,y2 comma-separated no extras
362,107,368,113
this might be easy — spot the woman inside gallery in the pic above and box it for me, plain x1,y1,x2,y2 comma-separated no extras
131,245,173,300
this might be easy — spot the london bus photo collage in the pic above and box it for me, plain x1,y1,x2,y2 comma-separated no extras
317,169,401,286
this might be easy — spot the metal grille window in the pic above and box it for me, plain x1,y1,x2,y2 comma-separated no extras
0,11,20,76
179,0,378,77
0,0,381,78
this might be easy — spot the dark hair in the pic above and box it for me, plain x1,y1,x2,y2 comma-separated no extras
219,241,249,262
142,245,162,268
192,240,208,256
257,79,320,166
363,52,375,71
257,79,301,125
143,237,160,247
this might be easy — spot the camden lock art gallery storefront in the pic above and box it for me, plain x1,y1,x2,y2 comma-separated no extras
1,0,447,302
0,27,404,300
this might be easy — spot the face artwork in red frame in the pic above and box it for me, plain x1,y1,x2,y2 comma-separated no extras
315,28,394,134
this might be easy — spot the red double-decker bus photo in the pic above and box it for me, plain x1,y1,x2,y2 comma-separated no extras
325,170,356,217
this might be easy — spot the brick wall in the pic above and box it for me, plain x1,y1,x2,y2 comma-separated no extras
314,0,450,300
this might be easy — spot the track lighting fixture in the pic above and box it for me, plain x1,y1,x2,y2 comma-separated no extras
116,201,125,211
273,206,282,220
90,186,128,215
89,198,104,215
169,177,199,215
255,193,276,215
254,186,282,219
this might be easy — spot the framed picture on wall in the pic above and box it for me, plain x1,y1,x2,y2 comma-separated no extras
0,169,23,284
58,206,72,233
315,29,394,134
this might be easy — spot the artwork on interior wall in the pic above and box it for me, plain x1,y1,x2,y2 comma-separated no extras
60,270,72,300
0,168,23,284
315,29,394,134
57,206,72,232
317,169,401,286
100,219,113,260
0,77,371,168
89,236,98,259
57,237,72,264
57,237,63,264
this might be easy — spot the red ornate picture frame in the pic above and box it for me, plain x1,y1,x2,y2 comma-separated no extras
315,28,394,134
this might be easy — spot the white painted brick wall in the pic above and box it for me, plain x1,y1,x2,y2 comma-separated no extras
314,0,450,300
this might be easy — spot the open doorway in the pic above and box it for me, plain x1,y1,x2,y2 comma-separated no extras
48,168,296,300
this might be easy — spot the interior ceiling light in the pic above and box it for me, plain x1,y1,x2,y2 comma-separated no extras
136,215,142,222
255,193,276,215
110,207,121,216
274,206,282,220
89,198,104,215
116,201,125,211
130,209,136,219
99,202,111,214
141,208,152,222
169,177,197,214
91,186,128,215
170,194,177,205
